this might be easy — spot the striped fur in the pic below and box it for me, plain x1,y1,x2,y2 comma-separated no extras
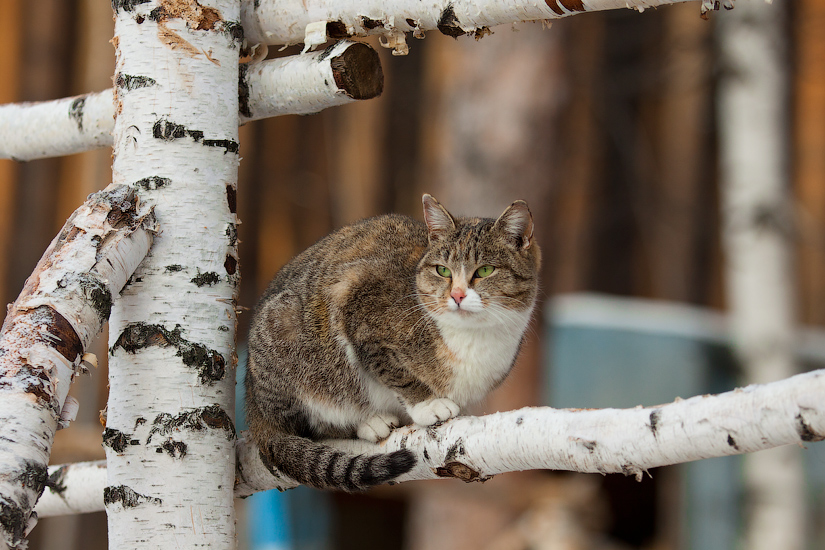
245,195,540,491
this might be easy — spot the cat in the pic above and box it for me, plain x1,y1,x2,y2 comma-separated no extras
245,194,540,491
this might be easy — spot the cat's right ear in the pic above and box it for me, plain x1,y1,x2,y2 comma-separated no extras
422,194,456,243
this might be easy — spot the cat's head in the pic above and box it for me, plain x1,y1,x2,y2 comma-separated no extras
416,194,541,329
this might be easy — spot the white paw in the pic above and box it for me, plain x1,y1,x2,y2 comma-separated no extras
408,398,460,426
356,413,400,443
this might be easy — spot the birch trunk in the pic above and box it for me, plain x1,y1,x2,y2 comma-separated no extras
717,1,804,548
0,185,154,548
105,1,240,547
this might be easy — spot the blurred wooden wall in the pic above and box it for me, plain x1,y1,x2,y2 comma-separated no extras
2,0,824,549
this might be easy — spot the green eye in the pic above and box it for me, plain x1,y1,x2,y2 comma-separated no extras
436,265,452,278
475,265,495,278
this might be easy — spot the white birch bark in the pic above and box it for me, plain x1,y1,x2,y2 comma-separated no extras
717,1,804,548
105,0,240,548
34,367,825,516
240,0,701,51
36,461,107,517
0,40,383,161
0,185,155,548
0,91,114,162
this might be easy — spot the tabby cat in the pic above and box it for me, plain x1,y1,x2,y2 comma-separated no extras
245,194,540,491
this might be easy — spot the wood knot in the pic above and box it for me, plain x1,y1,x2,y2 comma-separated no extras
434,461,482,483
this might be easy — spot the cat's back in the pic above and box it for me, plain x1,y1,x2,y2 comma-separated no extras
258,213,429,306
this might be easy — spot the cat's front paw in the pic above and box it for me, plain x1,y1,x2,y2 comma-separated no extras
357,413,400,443
409,398,459,426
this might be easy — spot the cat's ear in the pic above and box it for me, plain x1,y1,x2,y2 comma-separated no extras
422,194,456,242
494,200,534,250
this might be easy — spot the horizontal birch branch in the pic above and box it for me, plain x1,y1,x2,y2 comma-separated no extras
240,0,708,52
0,185,155,549
0,40,382,162
35,368,825,516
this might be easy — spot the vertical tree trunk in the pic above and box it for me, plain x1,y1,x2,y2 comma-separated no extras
105,1,241,547
717,1,805,548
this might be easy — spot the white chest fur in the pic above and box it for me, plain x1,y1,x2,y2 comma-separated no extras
436,309,532,406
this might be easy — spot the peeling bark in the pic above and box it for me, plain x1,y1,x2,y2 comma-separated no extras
239,0,712,52
0,185,155,548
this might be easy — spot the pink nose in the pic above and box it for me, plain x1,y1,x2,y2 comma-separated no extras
450,288,466,305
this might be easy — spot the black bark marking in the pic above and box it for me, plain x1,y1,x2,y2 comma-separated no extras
103,485,162,507
114,73,157,91
159,439,188,458
727,434,740,451
226,223,238,247
110,323,226,384
146,405,235,444
330,42,383,100
152,119,203,142
516,416,524,426
24,367,52,406
191,271,220,287
54,274,112,323
112,0,150,13
361,16,383,30
423,449,430,460
202,139,240,154
165,264,184,273
101,185,142,229
16,461,48,494
437,4,467,38
134,175,170,190
649,409,661,438
226,184,237,214
68,97,86,133
326,20,349,38
238,64,252,118
222,20,244,44
796,410,825,442
0,496,26,548
46,465,68,496
103,428,131,453
224,254,237,275
445,439,465,462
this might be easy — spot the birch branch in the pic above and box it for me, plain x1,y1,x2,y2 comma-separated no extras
240,0,708,53
0,184,155,549
35,368,825,517
0,91,114,163
0,40,382,161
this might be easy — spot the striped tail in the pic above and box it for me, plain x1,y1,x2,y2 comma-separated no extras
264,432,416,491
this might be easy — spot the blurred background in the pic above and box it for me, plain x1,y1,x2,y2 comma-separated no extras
2,0,825,548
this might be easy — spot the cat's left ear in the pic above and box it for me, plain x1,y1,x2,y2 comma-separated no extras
494,200,534,250
422,194,456,243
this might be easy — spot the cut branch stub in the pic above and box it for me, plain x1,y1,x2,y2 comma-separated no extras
327,41,383,100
